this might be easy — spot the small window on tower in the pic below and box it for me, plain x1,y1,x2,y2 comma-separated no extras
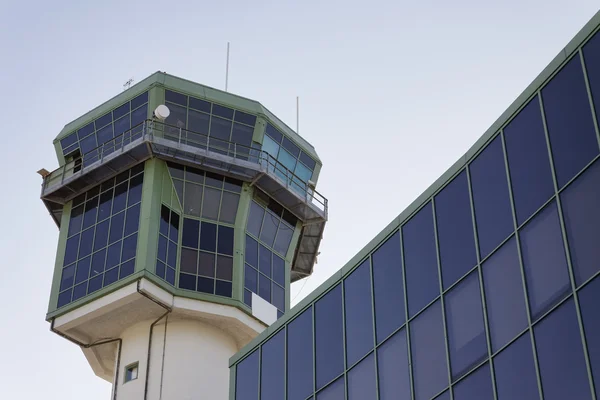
124,362,139,383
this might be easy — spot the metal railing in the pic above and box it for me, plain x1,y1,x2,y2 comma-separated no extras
43,120,328,217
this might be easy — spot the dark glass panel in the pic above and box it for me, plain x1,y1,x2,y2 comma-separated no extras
75,256,91,284
68,205,84,237
435,170,476,289
199,222,217,252
167,162,184,180
212,104,234,119
494,333,539,400
184,182,203,217
109,212,125,244
113,115,130,137
231,123,254,152
167,240,177,268
179,273,196,291
300,151,316,170
260,210,279,247
411,301,448,400
116,171,129,185
372,231,404,343
315,285,344,390
205,172,224,188
131,91,148,109
453,363,493,400
435,392,450,400
121,233,137,262
543,55,599,187
520,202,570,319
347,353,376,400
106,241,121,270
166,267,175,285
91,249,106,277
185,167,204,184
260,329,285,400
245,235,258,267
113,102,130,120
215,280,232,297
169,210,179,242
561,160,600,285
403,203,440,317
73,194,86,208
234,110,257,126
344,259,374,366
504,96,555,224
282,209,297,227
127,174,143,206
287,307,314,400
188,109,210,135
317,377,344,400
96,124,114,145
97,190,113,222
259,245,272,277
180,248,197,274
88,275,103,293
95,112,112,130
282,137,301,157
77,122,94,140
201,187,221,220
378,329,411,400
198,252,215,277
247,201,265,238
57,290,72,308
124,203,140,237
224,177,243,193
131,162,144,177
155,261,166,279
535,299,591,400
235,351,259,400
159,206,170,237
165,103,187,140
245,264,258,292
79,134,97,154
209,117,232,151
265,124,283,142
216,255,233,280
272,255,285,286
82,197,99,230
72,282,87,301
182,218,200,248
165,90,187,106
64,234,80,266
197,276,214,294
112,182,128,214
217,226,234,255
173,180,184,206
119,259,135,278
78,227,94,259
219,192,239,224
272,283,284,311
446,272,487,380
259,274,271,301
482,238,528,351
60,265,76,291
189,96,211,113
580,276,600,397
470,137,513,258
60,132,78,149
274,222,294,256
157,235,167,262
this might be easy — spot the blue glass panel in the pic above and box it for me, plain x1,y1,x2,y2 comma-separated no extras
435,171,477,289
410,301,448,400
127,174,143,206
112,182,128,214
274,222,294,256
535,299,591,400
95,112,112,130
88,275,103,293
179,273,196,291
578,275,600,398
272,283,284,310
131,91,148,109
494,333,539,400
504,96,554,225
197,276,214,294
235,350,259,400
182,219,199,248
189,96,211,113
72,282,87,301
212,104,234,119
82,197,98,230
75,256,91,284
234,110,257,126
200,222,217,252
453,363,493,400
60,265,75,291
130,104,147,131
78,227,94,259
470,136,513,259
231,123,254,148
258,244,272,277
109,211,125,244
217,226,234,256
124,203,140,237
265,124,283,143
119,259,135,278
317,376,344,400
91,249,106,276
272,254,285,286
68,205,84,236
294,161,312,183
80,134,97,154
315,285,344,390
300,151,316,170
372,231,404,343
188,109,210,135
57,290,72,308
403,203,440,317
542,55,599,187
482,238,528,351
260,329,285,400
278,148,297,174
348,352,376,400
106,241,121,270
561,160,600,285
156,261,165,279
166,267,175,285
97,124,113,146
446,272,487,380
97,190,113,222
167,240,177,268
114,115,130,137
435,391,450,400
377,329,411,400
287,307,314,400
247,201,265,238
165,90,187,106
258,274,270,301
157,235,167,262
262,135,280,159
77,122,94,140
61,133,78,149
344,259,374,366
113,102,130,120
121,233,137,262
245,235,258,268
282,137,301,157
260,210,279,247
520,202,570,319
169,210,179,241
64,234,80,266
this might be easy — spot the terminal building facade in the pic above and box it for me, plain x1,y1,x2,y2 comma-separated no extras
41,9,600,400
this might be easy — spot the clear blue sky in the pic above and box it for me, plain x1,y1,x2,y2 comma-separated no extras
1,1,598,398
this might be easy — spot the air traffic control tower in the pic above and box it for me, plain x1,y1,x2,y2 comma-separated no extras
40,72,327,399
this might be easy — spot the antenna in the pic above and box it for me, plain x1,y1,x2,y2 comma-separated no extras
296,96,300,133
123,77,134,91
225,42,230,92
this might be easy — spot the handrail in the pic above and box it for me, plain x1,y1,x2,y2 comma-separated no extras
42,120,328,217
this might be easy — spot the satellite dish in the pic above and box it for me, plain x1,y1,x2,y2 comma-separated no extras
154,104,170,121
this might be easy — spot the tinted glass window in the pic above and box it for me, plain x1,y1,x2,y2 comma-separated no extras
580,276,600,397
260,329,284,400
410,301,448,400
344,259,374,366
316,376,344,400
435,171,477,289
403,203,440,317
247,201,264,238
535,299,591,400
377,329,411,400
445,272,487,380
315,285,344,390
372,232,404,343
561,160,600,285
469,136,513,259
542,55,599,188
453,363,493,400
482,238,528,351
287,308,314,400
504,96,555,225
494,333,539,400
520,202,570,319
235,351,259,400
347,353,376,400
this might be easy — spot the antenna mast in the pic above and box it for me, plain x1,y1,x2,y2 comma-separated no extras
296,96,300,133
225,42,230,92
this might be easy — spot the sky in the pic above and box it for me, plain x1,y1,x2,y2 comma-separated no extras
0,1,598,398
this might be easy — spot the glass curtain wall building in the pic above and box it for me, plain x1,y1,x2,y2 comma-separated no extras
230,10,600,400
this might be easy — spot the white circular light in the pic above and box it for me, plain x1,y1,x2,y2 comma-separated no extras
154,104,170,121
